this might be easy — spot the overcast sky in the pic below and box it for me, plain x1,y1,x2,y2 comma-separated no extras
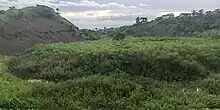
0,0,220,29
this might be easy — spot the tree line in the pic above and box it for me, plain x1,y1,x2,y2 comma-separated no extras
102,9,220,37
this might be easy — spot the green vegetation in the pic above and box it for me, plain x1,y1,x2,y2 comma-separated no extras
199,29,220,38
0,5,82,55
0,37,219,109
1,5,220,109
0,5,75,31
80,29,105,40
8,37,220,81
103,9,220,37
0,56,30,100
113,32,126,40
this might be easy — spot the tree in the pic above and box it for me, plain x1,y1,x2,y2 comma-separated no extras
136,17,141,24
56,8,59,12
140,17,148,23
192,10,197,16
214,9,220,13
205,11,212,15
56,8,60,14
0,10,4,14
199,9,204,16
9,6,15,10
113,32,126,41
211,19,220,28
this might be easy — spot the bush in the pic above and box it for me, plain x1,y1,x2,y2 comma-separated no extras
200,74,220,95
2,74,220,109
0,10,5,14
0,56,31,100
113,32,126,41
7,37,220,81
199,29,220,38
2,49,220,109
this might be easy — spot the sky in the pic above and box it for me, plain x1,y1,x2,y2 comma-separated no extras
0,0,220,29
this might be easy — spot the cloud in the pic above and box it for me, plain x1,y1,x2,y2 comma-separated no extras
0,0,140,29
56,0,138,9
0,0,220,29
96,15,136,21
0,0,59,9
139,3,151,7
61,10,112,20
0,0,137,8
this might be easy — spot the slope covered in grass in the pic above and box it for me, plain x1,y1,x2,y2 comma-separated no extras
105,9,220,37
8,74,219,110
8,37,220,81
2,73,220,109
0,5,83,55
2,37,220,109
0,56,31,103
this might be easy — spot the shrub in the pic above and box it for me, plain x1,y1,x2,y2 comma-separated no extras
113,32,126,41
0,10,5,14
7,37,220,81
199,29,220,38
2,74,220,109
200,74,220,95
3,50,220,109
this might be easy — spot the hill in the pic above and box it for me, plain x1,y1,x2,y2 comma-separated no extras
0,5,83,55
1,37,220,109
103,9,220,37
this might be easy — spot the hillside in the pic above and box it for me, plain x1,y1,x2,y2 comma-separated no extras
0,56,31,100
0,37,219,109
103,9,220,37
0,5,83,55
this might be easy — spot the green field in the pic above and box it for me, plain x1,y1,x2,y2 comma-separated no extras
1,37,220,109
0,56,31,101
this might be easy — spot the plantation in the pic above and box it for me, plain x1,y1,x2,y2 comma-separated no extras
1,37,220,109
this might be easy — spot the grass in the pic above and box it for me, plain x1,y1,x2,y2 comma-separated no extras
8,37,220,81
1,37,220,109
0,56,31,100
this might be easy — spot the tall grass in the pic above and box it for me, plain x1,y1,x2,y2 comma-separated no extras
8,37,220,81
1,37,220,109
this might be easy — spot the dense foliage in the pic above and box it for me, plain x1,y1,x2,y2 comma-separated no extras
8,37,220,81
2,74,220,110
1,37,220,109
0,56,30,100
102,9,220,37
79,29,105,40
199,29,220,38
113,32,126,40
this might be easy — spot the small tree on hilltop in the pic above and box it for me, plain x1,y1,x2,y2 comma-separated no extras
136,17,141,24
9,6,15,10
56,8,60,14
113,32,126,41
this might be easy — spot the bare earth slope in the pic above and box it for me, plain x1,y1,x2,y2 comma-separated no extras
0,5,83,55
